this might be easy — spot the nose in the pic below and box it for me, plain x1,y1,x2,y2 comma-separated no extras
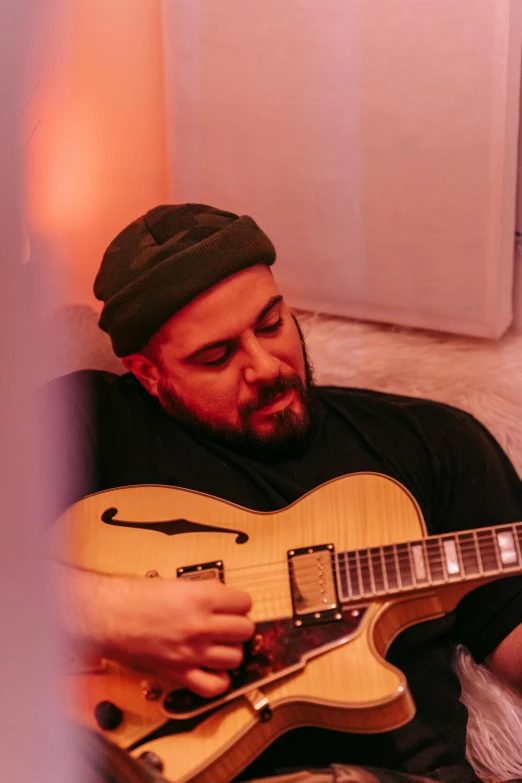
243,334,281,386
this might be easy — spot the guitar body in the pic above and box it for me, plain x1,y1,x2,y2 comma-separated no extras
51,472,460,783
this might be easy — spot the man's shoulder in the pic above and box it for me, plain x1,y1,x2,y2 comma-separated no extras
317,385,471,439
44,369,151,415
47,368,138,395
317,384,466,414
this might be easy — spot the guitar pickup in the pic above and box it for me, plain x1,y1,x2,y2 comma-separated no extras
288,544,341,626
177,560,225,583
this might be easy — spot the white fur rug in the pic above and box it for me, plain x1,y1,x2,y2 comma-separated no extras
297,310,522,783
50,304,522,782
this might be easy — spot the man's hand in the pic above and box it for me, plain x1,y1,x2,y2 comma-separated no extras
52,565,255,699
104,577,255,698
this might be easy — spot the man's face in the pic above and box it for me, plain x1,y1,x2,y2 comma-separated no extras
131,265,316,452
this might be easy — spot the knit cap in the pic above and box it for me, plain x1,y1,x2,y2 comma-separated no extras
94,203,276,357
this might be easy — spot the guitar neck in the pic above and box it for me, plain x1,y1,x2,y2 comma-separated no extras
336,521,522,602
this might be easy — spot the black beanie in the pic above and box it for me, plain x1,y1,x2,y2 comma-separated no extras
94,203,276,357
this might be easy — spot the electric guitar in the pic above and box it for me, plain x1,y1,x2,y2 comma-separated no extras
49,472,522,783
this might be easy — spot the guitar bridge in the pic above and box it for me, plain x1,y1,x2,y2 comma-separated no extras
288,544,341,626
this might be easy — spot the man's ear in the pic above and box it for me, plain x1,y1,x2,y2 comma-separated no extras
122,353,160,397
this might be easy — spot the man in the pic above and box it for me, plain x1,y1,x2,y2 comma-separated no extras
52,203,522,783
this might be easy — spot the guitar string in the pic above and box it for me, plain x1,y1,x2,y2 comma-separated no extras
226,559,521,605
192,545,519,590
224,563,518,596
133,526,521,593
209,535,520,580
237,555,519,605
195,557,522,608
207,521,521,574
200,545,521,599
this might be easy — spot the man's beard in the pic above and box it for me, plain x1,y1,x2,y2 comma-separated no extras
156,320,318,458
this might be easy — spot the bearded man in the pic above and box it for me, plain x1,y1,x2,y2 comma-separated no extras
51,204,522,783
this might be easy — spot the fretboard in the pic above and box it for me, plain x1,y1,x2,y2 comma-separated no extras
337,522,522,601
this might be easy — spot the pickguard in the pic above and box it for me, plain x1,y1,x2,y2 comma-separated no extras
163,607,368,718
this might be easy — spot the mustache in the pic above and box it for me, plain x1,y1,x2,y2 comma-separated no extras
241,374,304,416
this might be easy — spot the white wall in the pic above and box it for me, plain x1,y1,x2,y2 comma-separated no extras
162,0,522,338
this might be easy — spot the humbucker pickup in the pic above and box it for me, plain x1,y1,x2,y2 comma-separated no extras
288,544,342,626
177,561,225,582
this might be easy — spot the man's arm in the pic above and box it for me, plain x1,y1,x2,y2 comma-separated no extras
486,622,522,694
52,562,255,697
433,413,522,670
44,376,256,697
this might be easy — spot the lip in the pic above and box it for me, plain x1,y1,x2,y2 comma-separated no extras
254,388,294,416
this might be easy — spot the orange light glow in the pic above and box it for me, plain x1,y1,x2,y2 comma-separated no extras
24,0,169,308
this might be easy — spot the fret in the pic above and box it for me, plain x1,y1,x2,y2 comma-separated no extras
370,546,386,593
513,524,522,566
347,551,362,597
339,552,349,599
411,541,429,584
442,536,461,578
495,527,519,568
423,540,434,582
455,534,465,576
358,549,373,596
425,537,445,584
457,532,480,578
380,546,389,592
393,544,403,589
383,545,399,590
476,529,500,573
438,537,448,581
355,550,364,597
396,542,413,588
422,539,433,584
364,549,377,595
511,525,522,565
406,543,415,584
492,529,503,569
472,531,484,576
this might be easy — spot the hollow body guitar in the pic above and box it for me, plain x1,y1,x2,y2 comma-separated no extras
50,472,522,783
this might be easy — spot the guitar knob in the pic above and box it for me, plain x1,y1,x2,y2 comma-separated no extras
139,751,164,773
94,701,123,731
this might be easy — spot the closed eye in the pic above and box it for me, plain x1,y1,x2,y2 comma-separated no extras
201,347,233,367
196,310,283,367
256,317,283,334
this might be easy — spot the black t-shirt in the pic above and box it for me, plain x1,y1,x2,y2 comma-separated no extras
50,370,522,783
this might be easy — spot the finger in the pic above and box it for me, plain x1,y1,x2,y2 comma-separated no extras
198,643,244,670
178,667,231,699
208,584,252,615
206,614,255,643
